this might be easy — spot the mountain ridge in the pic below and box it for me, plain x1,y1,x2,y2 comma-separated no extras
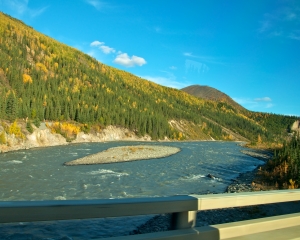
0,11,297,144
181,85,245,112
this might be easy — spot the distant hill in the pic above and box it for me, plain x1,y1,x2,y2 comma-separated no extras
181,85,245,112
0,11,297,143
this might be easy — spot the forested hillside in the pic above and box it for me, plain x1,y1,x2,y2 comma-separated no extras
0,12,297,142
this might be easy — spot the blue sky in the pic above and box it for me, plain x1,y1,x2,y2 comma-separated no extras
1,0,299,116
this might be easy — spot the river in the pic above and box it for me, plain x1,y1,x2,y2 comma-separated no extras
0,141,264,239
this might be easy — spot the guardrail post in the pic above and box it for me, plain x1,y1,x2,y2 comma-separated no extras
171,211,197,229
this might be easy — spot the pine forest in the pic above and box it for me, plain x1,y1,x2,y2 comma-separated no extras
0,12,298,143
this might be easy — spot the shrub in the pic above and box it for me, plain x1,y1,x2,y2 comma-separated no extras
47,122,80,141
33,118,41,128
81,123,91,134
0,131,6,144
26,121,34,133
8,121,25,139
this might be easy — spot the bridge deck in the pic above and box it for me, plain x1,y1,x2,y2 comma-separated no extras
1,190,300,239
98,212,300,239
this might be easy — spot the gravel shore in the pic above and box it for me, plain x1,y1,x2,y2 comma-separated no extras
64,145,180,165
130,148,300,235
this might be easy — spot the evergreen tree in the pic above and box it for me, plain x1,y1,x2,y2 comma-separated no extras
5,92,18,121
26,121,34,133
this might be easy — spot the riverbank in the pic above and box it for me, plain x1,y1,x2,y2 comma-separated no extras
130,148,300,236
226,148,273,193
64,145,181,165
0,119,246,154
0,123,153,153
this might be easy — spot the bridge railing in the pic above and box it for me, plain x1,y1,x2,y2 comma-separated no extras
1,189,300,239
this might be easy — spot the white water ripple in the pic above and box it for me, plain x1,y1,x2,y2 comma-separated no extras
87,169,129,177
7,160,23,164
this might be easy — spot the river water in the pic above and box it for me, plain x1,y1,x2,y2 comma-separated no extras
0,141,264,239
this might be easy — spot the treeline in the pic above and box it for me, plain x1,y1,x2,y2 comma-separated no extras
246,112,297,142
0,12,297,141
261,134,300,188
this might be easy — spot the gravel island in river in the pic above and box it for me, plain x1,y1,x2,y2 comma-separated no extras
64,145,181,165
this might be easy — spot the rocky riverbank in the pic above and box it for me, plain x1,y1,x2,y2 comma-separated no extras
130,148,300,236
64,145,181,165
0,123,152,153
226,148,272,193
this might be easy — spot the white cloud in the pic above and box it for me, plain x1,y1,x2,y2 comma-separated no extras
289,32,300,40
141,76,186,89
184,52,225,65
254,97,272,102
270,31,282,37
4,0,28,15
258,6,300,40
1,0,48,17
184,52,193,57
258,19,271,33
233,98,257,105
114,53,146,67
141,70,190,89
90,41,104,47
30,6,48,17
169,66,177,70
286,12,297,21
90,41,115,54
185,59,209,74
86,0,106,10
154,27,161,33
233,97,274,111
100,45,115,54
89,41,145,66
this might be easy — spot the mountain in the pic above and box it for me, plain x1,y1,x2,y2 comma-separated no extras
0,12,297,143
181,85,245,112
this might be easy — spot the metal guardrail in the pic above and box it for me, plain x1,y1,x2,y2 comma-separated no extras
1,190,300,239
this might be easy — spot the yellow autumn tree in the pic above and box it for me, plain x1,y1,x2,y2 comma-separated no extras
8,121,25,139
0,131,6,144
60,123,80,138
36,62,48,73
22,73,33,83
47,122,80,141
257,134,262,144
178,132,184,140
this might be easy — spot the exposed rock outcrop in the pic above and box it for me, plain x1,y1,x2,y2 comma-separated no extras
0,124,152,153
291,120,300,133
26,128,67,148
72,126,151,143
0,128,67,152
